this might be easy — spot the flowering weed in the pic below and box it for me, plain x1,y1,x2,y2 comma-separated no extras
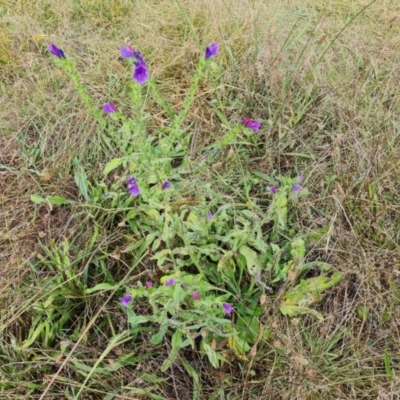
42,40,342,374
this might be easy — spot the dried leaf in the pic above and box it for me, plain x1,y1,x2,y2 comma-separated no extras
291,318,300,326
305,366,318,377
293,355,309,367
41,170,51,181
260,294,268,306
249,344,257,358
288,270,296,281
212,161,223,170
271,319,281,329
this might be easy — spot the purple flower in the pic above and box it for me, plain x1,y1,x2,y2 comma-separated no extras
103,102,117,113
133,65,148,84
120,295,132,307
128,184,140,197
207,211,214,220
133,52,146,66
205,42,219,59
126,177,137,185
145,281,153,289
132,52,149,84
48,43,65,59
192,292,201,300
292,184,302,195
242,118,261,132
165,278,175,287
161,181,171,190
120,46,135,58
270,186,277,194
223,303,233,315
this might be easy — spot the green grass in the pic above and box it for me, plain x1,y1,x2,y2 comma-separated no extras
1,0,400,398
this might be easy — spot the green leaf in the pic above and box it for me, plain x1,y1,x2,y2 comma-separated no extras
145,209,160,220
172,284,183,309
290,237,305,268
123,238,145,253
145,233,158,247
128,315,153,325
47,196,71,205
384,349,393,381
30,195,46,204
239,245,261,275
171,329,183,352
269,190,287,232
204,343,219,368
268,243,282,272
213,107,230,128
280,271,342,319
150,324,168,345
237,315,259,343
227,335,250,359
103,157,124,176
22,321,47,348
181,358,201,400
84,283,116,294
217,251,235,272
389,277,399,305
279,304,323,320
73,157,90,201
357,305,369,321
161,358,171,372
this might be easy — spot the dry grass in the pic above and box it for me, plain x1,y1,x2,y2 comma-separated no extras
1,0,400,398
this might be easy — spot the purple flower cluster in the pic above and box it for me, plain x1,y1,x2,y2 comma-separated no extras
161,181,171,190
48,41,262,137
205,42,219,59
223,303,233,315
120,46,149,84
270,176,304,195
120,295,132,307
48,43,66,59
133,52,149,85
127,177,140,197
165,278,175,287
120,45,135,58
292,175,303,194
103,101,117,113
242,118,261,131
